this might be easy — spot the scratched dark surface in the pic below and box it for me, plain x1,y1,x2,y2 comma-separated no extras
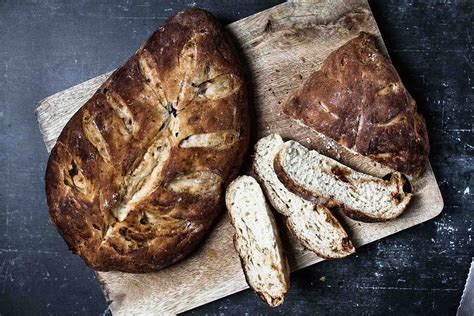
0,0,472,315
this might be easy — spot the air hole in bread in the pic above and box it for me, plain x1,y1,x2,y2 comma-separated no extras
119,227,132,241
140,213,149,225
68,161,78,178
167,104,178,117
401,174,412,193
63,161,90,194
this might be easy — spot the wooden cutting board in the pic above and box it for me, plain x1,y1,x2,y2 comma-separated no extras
36,0,444,314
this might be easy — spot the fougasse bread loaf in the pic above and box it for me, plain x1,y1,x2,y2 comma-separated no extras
45,9,249,272
253,134,354,258
283,32,429,178
275,140,413,222
225,176,290,307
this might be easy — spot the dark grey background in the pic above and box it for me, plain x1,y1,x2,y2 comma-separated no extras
0,0,472,315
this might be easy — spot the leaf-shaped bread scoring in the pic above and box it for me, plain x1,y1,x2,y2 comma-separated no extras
45,9,249,272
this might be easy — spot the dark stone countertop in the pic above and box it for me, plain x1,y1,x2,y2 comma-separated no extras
0,1,472,315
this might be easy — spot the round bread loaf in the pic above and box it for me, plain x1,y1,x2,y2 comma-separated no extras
45,9,249,272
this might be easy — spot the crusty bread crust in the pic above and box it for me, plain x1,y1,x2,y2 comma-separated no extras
274,140,412,222
283,32,429,178
45,9,249,272
225,176,290,307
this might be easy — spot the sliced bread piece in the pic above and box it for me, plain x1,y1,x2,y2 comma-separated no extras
275,140,412,222
253,134,354,258
225,175,290,307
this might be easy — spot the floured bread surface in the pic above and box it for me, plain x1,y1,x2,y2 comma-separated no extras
226,176,289,307
45,9,249,272
283,32,429,177
253,134,354,258
275,140,412,222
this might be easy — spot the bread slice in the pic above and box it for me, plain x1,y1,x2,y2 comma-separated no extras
253,134,354,258
274,140,413,222
225,175,290,307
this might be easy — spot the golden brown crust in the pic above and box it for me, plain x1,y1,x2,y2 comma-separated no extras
283,32,429,177
45,9,249,272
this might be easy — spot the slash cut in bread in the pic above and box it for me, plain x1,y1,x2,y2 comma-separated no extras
225,176,290,307
275,140,412,222
45,9,249,272
283,32,429,177
253,134,354,258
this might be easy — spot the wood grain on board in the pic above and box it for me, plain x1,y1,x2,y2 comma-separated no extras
35,0,443,314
